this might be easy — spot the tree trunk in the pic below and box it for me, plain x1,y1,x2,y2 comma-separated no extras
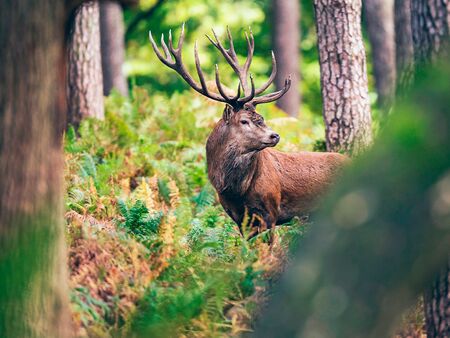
424,260,450,337
411,0,450,66
0,1,71,336
67,1,104,128
254,60,450,338
100,1,128,97
394,0,415,90
314,0,372,155
272,0,300,117
410,1,450,336
363,0,396,111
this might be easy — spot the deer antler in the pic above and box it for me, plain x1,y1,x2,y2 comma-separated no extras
206,27,255,98
250,75,292,106
149,23,227,103
149,24,291,108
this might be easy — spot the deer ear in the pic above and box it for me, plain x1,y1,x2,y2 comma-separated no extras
222,104,234,123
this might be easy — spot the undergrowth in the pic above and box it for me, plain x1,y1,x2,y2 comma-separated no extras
64,88,319,337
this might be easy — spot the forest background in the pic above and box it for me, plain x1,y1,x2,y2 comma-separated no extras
1,0,449,337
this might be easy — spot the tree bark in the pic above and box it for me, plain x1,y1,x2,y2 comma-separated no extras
411,0,450,66
314,0,372,155
363,0,396,111
410,1,450,336
272,0,300,117
67,1,104,128
424,260,450,337
100,1,128,97
0,1,71,336
254,60,450,338
395,0,415,90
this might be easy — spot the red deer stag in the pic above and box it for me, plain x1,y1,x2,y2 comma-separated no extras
149,24,347,238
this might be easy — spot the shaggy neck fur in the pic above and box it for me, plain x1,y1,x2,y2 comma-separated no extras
206,120,260,196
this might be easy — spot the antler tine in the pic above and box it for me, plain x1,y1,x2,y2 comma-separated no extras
160,34,172,61
149,31,174,67
231,82,241,101
194,40,209,93
207,28,253,99
167,29,174,53
206,28,258,97
215,64,234,101
255,51,277,95
238,74,255,103
243,28,254,73
206,29,240,74
226,26,237,58
176,22,185,52
205,31,219,49
250,75,292,106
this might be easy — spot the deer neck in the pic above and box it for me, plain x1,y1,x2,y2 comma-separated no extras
206,125,260,196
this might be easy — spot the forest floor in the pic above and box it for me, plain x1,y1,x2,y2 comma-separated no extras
64,89,425,337
64,89,319,337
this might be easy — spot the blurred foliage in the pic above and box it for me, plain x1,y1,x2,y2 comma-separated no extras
255,62,450,338
65,88,314,336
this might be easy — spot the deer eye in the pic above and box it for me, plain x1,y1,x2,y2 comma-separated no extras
240,120,249,125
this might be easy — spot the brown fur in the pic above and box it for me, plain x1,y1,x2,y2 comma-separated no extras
207,105,348,237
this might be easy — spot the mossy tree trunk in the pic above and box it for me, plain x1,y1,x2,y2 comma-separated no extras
254,60,450,338
410,1,450,336
314,0,372,155
67,1,104,128
0,0,71,336
272,0,300,117
363,0,396,111
100,1,128,97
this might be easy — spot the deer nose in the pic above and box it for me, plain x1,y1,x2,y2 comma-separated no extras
270,133,280,141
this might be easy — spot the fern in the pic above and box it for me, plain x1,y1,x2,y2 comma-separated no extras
65,125,80,153
185,219,205,251
67,188,86,213
192,185,215,212
313,138,327,151
80,153,97,181
117,199,129,219
157,178,171,205
200,206,223,228
118,200,163,242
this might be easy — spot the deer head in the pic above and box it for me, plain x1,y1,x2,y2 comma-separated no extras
149,24,291,153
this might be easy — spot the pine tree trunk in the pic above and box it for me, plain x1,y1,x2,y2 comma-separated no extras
0,0,71,336
100,1,128,97
410,2,450,336
411,0,450,66
424,261,450,337
363,0,396,111
272,0,300,117
67,1,104,128
314,0,372,155
394,0,415,90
